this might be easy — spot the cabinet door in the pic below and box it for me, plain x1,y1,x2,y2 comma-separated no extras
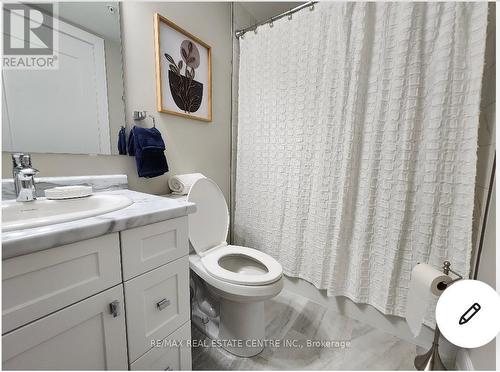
125,256,190,362
130,321,192,371
3,233,122,334
2,285,128,370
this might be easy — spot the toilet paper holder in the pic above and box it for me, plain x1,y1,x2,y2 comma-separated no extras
436,261,463,290
414,260,463,371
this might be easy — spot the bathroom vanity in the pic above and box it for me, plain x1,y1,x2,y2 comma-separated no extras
2,183,196,370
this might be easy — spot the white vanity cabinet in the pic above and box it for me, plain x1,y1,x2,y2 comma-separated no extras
130,322,192,371
121,220,191,365
124,257,190,362
2,216,192,371
121,217,188,280
2,233,122,334
3,285,128,370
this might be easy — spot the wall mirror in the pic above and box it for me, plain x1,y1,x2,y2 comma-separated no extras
2,2,125,155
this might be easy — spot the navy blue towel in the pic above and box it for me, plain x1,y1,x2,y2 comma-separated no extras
118,126,127,155
127,126,169,178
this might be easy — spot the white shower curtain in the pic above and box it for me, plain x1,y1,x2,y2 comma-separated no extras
234,2,488,318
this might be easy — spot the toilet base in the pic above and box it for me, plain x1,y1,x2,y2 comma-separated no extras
192,298,265,358
219,299,265,357
191,304,220,341
190,268,282,358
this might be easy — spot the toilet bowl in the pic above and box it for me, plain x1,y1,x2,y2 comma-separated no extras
187,178,283,357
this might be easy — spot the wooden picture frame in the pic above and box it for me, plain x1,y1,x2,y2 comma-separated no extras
154,13,212,122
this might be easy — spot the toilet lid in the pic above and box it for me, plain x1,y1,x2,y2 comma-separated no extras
187,178,229,255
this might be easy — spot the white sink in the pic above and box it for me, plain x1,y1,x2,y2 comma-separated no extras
2,194,133,232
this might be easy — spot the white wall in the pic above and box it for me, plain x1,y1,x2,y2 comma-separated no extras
468,177,496,371
467,6,496,370
121,2,232,199
2,2,232,200
468,8,498,370
472,3,496,274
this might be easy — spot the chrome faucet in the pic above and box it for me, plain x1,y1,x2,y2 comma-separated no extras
11,153,39,202
11,153,24,196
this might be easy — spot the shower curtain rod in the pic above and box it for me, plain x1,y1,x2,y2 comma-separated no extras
235,1,318,38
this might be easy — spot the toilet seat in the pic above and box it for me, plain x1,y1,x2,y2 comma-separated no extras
201,245,282,286
187,178,283,287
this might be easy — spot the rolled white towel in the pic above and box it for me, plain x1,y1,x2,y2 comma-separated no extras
168,173,206,195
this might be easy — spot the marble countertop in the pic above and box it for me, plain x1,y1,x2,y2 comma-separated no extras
2,189,196,260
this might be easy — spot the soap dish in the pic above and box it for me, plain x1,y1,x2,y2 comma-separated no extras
45,186,93,200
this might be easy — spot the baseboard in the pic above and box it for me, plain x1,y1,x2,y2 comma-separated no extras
455,348,475,371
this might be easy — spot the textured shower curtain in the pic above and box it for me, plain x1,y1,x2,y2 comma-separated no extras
234,2,488,318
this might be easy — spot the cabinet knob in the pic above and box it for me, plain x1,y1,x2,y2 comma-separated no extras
109,300,120,317
156,298,170,311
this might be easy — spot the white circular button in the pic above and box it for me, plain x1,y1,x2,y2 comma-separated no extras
436,279,500,348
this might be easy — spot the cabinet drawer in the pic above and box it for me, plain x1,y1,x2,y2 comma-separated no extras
2,233,121,334
130,321,192,370
125,256,190,362
121,217,188,280
3,285,128,370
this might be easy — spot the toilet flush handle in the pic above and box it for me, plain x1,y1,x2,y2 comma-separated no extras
156,298,171,311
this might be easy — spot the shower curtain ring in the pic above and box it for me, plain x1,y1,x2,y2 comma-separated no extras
309,3,315,11
288,12,293,20
269,19,274,28
254,28,258,34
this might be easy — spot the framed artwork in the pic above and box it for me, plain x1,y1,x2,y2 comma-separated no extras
154,13,212,122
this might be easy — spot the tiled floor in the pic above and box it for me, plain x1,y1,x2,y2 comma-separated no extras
192,289,417,370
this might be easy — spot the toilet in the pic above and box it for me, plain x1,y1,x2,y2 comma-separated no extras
187,177,283,357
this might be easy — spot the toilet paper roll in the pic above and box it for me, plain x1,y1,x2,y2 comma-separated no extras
168,173,206,195
406,263,451,337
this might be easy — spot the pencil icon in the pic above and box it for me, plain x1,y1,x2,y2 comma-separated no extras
459,303,481,325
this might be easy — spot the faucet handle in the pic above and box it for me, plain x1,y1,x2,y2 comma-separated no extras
21,154,32,168
11,153,24,167
17,167,39,180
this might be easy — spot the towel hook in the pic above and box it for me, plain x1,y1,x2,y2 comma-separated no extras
148,115,156,128
133,110,156,128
